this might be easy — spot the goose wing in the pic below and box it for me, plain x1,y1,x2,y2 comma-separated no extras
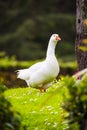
17,61,44,80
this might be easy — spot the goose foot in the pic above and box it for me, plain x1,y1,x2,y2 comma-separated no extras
40,87,46,93
44,89,46,92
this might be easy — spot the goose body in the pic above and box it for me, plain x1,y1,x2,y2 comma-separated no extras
17,34,61,92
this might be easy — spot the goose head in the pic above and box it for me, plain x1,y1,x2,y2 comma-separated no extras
50,34,61,44
47,34,61,57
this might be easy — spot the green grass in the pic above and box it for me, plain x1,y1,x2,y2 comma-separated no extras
4,83,69,130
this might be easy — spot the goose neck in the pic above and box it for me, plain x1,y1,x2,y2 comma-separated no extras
46,40,56,58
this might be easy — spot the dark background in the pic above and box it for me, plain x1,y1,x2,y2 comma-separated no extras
0,0,76,60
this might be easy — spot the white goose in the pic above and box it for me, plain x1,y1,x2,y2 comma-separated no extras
17,34,61,92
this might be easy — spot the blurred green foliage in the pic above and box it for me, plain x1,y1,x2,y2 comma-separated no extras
0,53,77,71
63,75,87,130
0,0,75,60
0,54,39,69
0,84,23,130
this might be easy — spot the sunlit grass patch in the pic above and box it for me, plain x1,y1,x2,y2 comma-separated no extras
5,83,68,130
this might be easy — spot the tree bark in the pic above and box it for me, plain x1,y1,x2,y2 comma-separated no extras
75,0,87,71
79,119,87,130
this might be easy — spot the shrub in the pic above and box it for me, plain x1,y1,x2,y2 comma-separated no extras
63,75,87,130
0,84,22,130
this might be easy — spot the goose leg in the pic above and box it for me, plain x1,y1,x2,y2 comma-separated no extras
39,87,46,93
40,87,43,93
44,89,46,92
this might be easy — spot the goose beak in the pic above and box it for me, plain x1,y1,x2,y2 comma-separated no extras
56,36,61,41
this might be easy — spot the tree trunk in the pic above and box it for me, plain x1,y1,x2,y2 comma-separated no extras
79,119,87,130
75,0,87,71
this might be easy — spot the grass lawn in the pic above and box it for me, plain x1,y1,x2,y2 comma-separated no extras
5,83,69,130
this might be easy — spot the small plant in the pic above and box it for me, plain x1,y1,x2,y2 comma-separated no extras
63,75,87,130
0,84,22,130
